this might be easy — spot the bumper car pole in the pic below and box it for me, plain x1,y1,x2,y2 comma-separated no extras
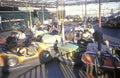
95,0,102,77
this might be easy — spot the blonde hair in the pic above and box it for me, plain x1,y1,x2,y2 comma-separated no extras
104,39,109,48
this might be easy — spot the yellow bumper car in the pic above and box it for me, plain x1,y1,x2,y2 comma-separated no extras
0,42,52,67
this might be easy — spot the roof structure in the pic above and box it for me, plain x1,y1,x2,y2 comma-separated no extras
0,0,120,8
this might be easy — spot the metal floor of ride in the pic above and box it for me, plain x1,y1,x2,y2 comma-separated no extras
0,53,120,78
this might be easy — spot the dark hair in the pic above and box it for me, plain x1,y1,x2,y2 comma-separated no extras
11,32,18,37
6,36,18,51
93,31,103,42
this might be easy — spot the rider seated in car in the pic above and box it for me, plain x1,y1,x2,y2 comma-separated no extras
5,32,37,56
87,31,112,54
16,29,27,46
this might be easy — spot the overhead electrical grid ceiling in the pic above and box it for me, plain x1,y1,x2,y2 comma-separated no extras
0,0,120,8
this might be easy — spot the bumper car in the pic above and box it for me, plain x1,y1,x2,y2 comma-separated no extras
81,46,120,78
81,51,120,70
77,38,93,47
36,31,62,47
55,42,86,65
76,28,94,47
81,30,120,77
0,42,52,67
82,40,120,69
